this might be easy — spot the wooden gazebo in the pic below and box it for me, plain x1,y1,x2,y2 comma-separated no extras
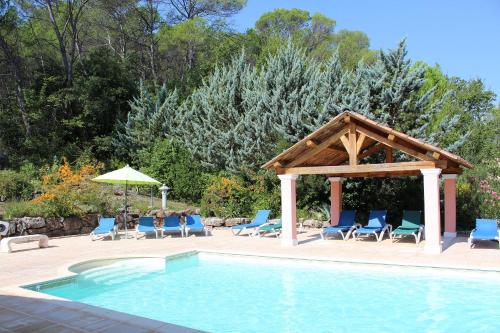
262,111,472,254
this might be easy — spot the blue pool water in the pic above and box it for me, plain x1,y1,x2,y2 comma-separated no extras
29,253,500,333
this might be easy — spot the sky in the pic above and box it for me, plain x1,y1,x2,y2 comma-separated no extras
230,0,500,103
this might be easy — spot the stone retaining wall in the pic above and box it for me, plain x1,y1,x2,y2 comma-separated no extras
2,212,327,238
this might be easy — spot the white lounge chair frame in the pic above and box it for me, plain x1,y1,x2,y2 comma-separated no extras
320,223,361,241
184,225,209,237
135,225,159,239
390,225,425,244
353,224,393,242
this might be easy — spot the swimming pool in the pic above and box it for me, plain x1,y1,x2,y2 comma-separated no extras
27,252,500,333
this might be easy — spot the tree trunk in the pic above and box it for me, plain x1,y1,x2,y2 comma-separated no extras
45,0,73,86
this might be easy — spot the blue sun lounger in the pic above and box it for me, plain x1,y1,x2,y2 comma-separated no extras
320,210,358,240
185,215,209,237
231,210,270,236
160,215,184,237
90,217,117,241
135,216,158,239
353,210,391,242
468,219,499,248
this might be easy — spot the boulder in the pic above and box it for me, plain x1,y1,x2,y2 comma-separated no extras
46,218,63,231
80,226,94,234
63,216,83,232
28,227,47,234
47,229,65,237
7,221,16,236
224,218,250,227
81,214,98,227
203,217,224,227
15,217,46,229
302,219,324,228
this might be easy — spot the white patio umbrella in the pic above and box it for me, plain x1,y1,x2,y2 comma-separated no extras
92,165,160,238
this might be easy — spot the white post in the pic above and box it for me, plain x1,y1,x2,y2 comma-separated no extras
421,168,442,254
160,184,170,210
278,174,299,246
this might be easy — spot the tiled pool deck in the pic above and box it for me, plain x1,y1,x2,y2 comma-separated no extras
1,229,499,332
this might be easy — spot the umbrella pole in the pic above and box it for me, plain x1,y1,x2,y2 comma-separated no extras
124,181,128,238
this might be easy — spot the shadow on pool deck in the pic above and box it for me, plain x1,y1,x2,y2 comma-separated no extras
0,293,207,333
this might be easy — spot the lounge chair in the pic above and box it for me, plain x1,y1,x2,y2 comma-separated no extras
160,215,183,237
231,210,270,236
353,210,391,242
468,219,499,248
135,216,158,239
390,210,424,244
256,221,282,237
320,210,358,240
90,217,117,241
185,215,209,237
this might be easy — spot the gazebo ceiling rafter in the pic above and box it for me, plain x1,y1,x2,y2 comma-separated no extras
263,111,472,177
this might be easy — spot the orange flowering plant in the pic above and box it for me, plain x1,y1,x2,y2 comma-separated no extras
31,159,115,217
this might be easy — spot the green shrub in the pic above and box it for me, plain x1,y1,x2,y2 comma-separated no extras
0,170,34,202
138,139,208,203
201,174,253,218
4,201,47,219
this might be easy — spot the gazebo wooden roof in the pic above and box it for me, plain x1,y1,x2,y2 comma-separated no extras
262,111,472,177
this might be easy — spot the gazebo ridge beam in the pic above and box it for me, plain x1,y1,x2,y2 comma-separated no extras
282,160,448,175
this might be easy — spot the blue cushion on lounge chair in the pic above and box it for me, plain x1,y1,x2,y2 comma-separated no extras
93,217,115,234
162,216,182,232
185,215,205,232
137,216,156,233
231,210,270,230
323,210,356,234
356,210,387,234
471,219,499,240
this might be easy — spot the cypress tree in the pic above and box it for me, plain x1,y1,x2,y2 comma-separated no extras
114,82,179,159
180,51,269,171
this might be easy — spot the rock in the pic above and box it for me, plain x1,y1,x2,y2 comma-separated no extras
63,216,83,232
302,219,324,228
7,221,16,236
81,214,98,227
203,217,224,227
46,218,63,231
224,218,250,227
80,226,94,234
15,217,46,229
28,227,47,234
47,229,65,237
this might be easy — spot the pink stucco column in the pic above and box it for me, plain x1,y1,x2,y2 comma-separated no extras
278,174,299,246
421,168,442,254
328,177,343,225
443,174,457,238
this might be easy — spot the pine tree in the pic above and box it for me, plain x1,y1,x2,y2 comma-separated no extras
114,82,179,159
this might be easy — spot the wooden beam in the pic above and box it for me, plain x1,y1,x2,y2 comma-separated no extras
356,133,366,155
283,161,447,175
328,170,423,178
286,128,349,167
339,134,349,151
333,142,383,165
348,123,357,165
386,146,393,163
388,134,395,141
356,126,435,161
273,162,283,168
432,152,441,159
306,140,317,148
